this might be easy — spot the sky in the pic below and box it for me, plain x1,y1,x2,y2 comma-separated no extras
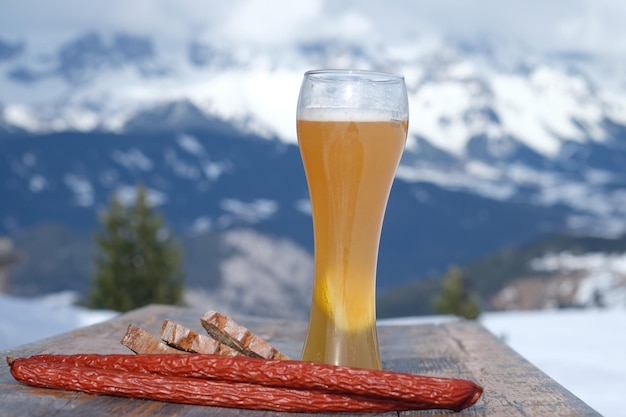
2,0,626,60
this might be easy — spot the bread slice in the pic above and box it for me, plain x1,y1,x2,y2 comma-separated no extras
160,319,239,355
121,323,186,354
200,310,290,360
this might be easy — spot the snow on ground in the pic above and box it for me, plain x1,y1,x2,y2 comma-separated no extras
1,292,624,416
481,309,626,417
0,292,118,351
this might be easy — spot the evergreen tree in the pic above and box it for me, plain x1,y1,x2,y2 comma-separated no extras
432,266,480,320
88,185,185,312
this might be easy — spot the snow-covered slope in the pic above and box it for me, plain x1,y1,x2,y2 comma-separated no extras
492,250,626,310
3,31,626,150
2,28,626,236
185,229,314,319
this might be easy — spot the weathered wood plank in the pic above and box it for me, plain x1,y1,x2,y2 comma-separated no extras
1,304,601,416
377,321,601,416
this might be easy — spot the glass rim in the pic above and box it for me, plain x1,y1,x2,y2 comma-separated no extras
304,69,405,83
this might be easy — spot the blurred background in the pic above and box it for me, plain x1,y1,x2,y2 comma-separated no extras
2,0,626,415
2,0,626,317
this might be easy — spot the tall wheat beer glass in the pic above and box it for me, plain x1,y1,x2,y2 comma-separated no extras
297,69,408,369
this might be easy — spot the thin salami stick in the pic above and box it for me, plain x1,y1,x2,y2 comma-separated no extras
9,358,456,413
10,354,483,412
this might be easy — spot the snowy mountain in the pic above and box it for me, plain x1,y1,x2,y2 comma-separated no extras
491,250,626,310
2,2,626,309
2,30,625,234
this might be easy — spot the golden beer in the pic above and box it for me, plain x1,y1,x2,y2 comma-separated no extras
297,69,408,369
298,116,408,369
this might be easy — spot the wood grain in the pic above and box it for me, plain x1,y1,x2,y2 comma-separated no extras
1,304,601,416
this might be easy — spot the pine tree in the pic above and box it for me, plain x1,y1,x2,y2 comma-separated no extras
88,185,185,312
432,266,480,320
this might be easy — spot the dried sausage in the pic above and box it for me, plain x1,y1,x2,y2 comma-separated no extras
9,359,413,412
8,354,483,412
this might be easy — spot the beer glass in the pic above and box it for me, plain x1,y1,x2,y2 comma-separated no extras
297,69,409,369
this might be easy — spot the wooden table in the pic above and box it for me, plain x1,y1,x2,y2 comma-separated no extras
1,304,601,416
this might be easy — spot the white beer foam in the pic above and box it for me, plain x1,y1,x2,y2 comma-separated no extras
297,107,406,122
